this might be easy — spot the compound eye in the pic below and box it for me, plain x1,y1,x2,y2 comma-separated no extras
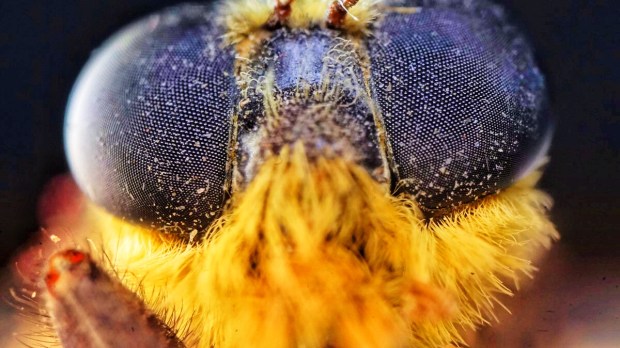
65,4,237,233
369,4,552,213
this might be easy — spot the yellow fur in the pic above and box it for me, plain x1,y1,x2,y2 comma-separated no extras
71,143,557,347
223,0,381,43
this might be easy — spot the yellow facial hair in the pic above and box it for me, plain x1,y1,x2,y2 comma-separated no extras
71,142,558,347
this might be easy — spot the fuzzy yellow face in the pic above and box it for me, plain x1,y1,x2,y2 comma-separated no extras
12,1,557,347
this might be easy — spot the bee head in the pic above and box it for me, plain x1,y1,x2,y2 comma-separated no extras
55,1,558,347
65,0,551,230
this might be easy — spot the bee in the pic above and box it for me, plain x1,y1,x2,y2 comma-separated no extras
11,0,558,347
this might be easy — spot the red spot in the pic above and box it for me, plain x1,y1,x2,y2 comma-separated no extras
45,269,60,292
45,250,87,295
64,250,86,265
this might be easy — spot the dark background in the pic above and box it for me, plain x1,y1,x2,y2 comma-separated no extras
0,0,618,266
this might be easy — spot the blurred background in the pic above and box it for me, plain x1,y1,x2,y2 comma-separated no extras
0,0,618,346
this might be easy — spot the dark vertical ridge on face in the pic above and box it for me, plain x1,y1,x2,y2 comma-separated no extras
65,4,238,233
368,1,551,213
234,29,386,185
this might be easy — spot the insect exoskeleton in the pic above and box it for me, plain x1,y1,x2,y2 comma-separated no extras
39,1,558,347
65,0,551,233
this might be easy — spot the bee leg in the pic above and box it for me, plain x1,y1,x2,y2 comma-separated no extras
45,249,184,348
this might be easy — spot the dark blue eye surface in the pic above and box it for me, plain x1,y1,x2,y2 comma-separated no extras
65,0,551,231
370,0,551,213
65,4,237,233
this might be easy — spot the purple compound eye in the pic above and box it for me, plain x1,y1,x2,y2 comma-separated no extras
65,0,552,233
65,4,238,234
368,1,552,214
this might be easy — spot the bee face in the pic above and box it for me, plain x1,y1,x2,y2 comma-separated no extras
46,0,557,347
66,0,550,233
